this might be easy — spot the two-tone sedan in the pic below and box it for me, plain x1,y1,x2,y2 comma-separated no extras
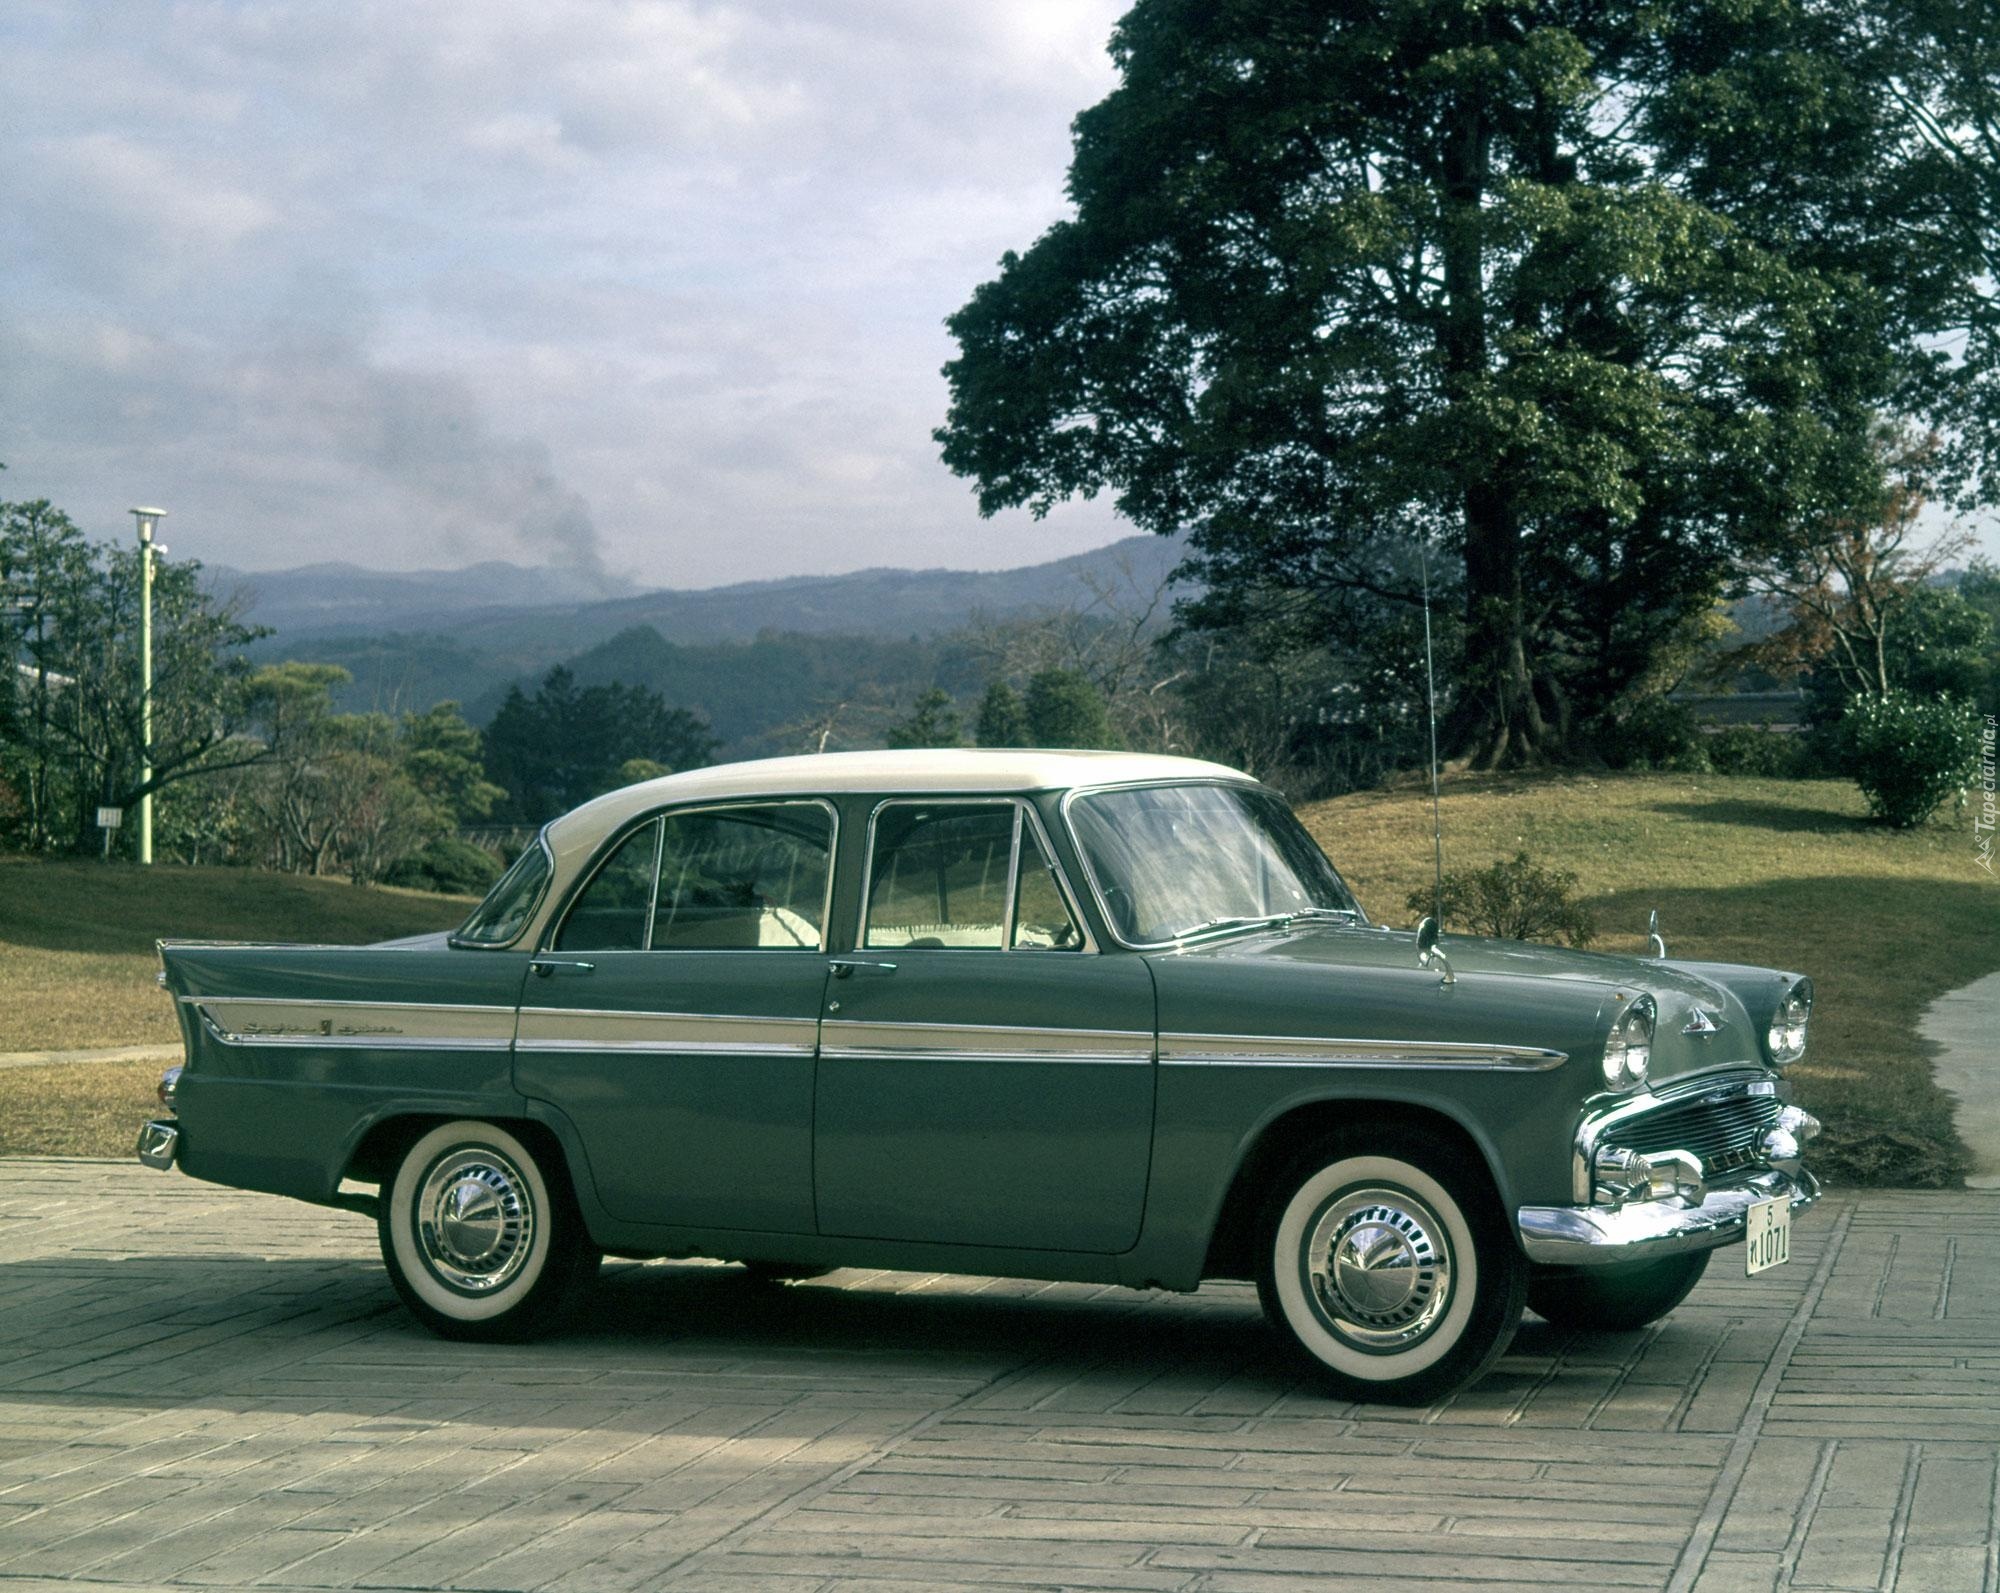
140,749,1819,1403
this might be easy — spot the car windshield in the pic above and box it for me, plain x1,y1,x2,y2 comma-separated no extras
453,835,553,946
1067,783,1362,945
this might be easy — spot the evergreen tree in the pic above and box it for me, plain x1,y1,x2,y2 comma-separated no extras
975,681,1030,747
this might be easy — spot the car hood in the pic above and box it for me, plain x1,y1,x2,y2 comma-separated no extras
1158,923,1798,1085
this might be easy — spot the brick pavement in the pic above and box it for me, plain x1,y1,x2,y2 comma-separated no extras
0,1159,1994,1593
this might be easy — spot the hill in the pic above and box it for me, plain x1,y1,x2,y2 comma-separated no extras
0,860,470,1055
229,534,1187,734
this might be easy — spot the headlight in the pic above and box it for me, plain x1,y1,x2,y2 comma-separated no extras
1601,996,1654,1090
1767,979,1811,1066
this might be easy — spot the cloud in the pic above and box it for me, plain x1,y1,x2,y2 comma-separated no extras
0,0,1138,584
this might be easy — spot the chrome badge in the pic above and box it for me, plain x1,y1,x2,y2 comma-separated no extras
1682,1007,1726,1038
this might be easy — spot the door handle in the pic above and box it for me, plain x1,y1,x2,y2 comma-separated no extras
828,958,897,980
530,958,596,979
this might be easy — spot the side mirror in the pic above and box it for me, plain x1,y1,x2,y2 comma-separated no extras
1415,915,1455,988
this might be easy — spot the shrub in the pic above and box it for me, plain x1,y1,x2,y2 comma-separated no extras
383,836,505,896
1405,851,1597,947
1840,691,1984,828
1705,726,1810,778
1590,697,1709,772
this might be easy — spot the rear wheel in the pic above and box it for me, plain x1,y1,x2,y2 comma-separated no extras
1528,1251,1710,1332
379,1120,600,1342
1257,1128,1525,1405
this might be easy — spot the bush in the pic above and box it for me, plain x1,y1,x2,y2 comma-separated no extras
1590,697,1709,772
1405,851,1597,947
1840,691,1984,828
383,837,505,896
1705,725,1811,778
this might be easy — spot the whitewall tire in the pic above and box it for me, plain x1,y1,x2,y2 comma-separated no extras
379,1120,599,1342
1257,1128,1525,1404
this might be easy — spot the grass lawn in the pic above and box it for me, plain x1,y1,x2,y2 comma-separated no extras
0,860,471,1156
1299,772,1999,1188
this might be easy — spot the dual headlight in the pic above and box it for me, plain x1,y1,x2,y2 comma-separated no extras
1767,979,1811,1066
1601,996,1655,1090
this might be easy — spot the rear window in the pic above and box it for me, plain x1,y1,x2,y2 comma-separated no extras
452,837,553,946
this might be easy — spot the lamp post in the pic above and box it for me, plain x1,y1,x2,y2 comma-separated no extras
130,507,167,865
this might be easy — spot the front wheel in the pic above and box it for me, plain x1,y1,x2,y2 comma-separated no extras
379,1120,600,1342
1257,1129,1525,1405
1528,1251,1710,1332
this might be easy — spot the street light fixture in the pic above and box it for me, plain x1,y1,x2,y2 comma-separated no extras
130,507,166,866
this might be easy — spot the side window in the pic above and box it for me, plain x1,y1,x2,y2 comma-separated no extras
554,820,660,951
1012,822,1083,950
865,804,1015,949
652,804,833,951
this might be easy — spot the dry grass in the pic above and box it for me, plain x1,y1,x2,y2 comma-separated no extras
1299,772,1999,1186
0,1061,165,1158
0,859,470,1053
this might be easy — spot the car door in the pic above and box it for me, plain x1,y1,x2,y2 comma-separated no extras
813,798,1157,1253
512,799,836,1232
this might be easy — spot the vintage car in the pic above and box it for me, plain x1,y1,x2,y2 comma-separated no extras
139,749,1819,1402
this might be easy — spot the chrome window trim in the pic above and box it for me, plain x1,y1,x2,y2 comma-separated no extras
1160,1032,1567,1070
449,829,556,950
857,795,1096,954
544,797,840,956
1056,778,1366,953
1570,1068,1780,1203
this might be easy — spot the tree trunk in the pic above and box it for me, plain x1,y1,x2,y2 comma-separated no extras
1453,480,1553,767
1434,88,1559,768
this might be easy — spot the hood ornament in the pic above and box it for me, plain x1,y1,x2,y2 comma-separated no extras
1683,1007,1725,1038
1647,909,1667,959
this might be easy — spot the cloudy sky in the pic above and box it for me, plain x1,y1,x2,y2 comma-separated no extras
0,0,1133,588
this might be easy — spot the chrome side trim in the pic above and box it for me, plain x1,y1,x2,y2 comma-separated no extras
820,1017,1153,1065
190,997,517,1049
1159,1032,1567,1070
516,1007,817,1056
1519,1166,1819,1265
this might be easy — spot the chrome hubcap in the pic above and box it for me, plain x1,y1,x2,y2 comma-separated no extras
1305,1186,1453,1350
416,1149,534,1293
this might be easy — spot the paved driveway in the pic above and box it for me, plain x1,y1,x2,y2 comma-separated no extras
1,1160,1995,1593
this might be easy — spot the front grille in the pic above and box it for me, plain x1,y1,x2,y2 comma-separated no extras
1604,1087,1782,1178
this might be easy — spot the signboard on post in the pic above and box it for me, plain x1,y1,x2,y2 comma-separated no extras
97,807,123,831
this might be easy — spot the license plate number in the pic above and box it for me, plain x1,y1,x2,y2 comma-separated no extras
1744,1196,1790,1275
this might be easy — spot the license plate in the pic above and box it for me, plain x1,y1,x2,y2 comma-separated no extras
1744,1196,1790,1275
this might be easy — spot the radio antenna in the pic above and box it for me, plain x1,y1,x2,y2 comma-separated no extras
1420,543,1444,925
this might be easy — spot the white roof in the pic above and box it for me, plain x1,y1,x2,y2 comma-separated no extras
543,747,1252,867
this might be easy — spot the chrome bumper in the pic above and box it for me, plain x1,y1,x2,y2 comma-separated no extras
1517,1166,1819,1266
136,1119,180,1170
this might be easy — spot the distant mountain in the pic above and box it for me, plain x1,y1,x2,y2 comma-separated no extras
204,560,641,637
218,534,1180,648
231,535,1192,744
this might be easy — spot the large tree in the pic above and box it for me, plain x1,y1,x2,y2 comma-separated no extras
938,0,1994,764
